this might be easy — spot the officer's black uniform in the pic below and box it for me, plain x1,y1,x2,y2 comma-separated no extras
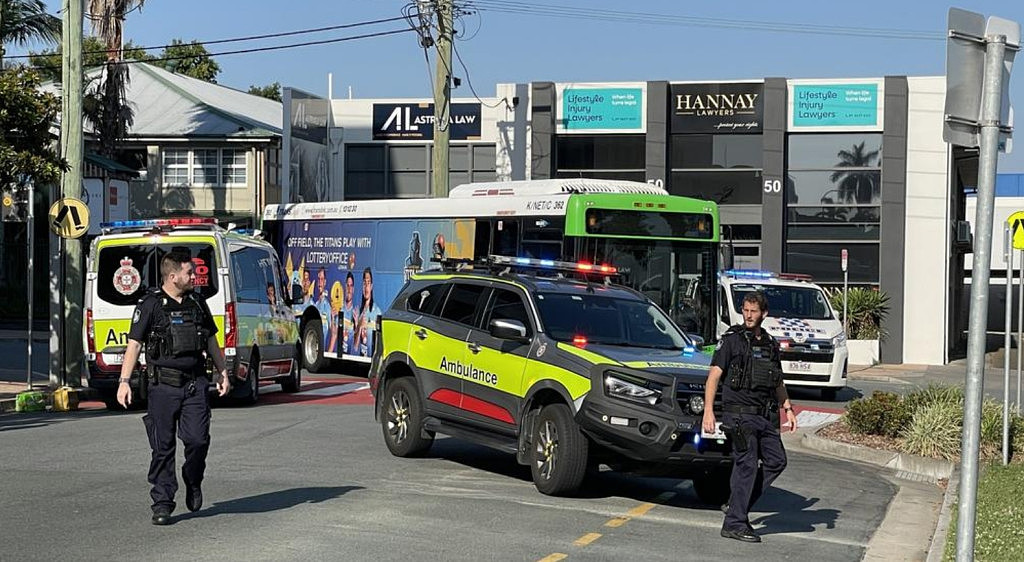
128,288,217,516
711,324,788,534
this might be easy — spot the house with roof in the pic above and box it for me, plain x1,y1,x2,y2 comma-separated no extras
78,62,284,227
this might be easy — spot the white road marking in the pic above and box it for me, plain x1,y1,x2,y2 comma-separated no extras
297,382,370,397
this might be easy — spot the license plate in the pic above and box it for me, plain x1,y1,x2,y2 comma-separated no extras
103,353,125,365
790,361,812,372
701,422,727,440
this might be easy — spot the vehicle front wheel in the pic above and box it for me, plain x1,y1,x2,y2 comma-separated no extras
302,320,326,373
693,472,731,505
530,403,589,496
381,377,433,457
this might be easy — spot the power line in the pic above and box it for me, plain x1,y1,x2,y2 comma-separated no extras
26,28,416,70
451,42,507,110
6,16,409,60
460,0,945,41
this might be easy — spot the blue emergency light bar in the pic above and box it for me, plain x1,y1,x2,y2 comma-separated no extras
721,269,775,279
490,255,617,274
100,217,218,229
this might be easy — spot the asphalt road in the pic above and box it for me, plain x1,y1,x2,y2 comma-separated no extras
1,371,902,562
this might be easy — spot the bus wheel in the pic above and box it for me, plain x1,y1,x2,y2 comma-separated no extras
302,320,326,373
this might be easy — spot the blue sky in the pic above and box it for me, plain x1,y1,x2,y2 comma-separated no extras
8,0,1024,171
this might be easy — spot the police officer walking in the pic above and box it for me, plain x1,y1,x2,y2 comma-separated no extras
702,291,797,543
117,251,231,525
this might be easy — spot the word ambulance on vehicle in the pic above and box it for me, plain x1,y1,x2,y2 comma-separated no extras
83,218,302,408
716,269,848,400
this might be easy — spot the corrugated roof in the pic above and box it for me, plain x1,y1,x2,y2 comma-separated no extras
48,63,282,138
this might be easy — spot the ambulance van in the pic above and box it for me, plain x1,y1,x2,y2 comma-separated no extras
716,270,848,400
83,218,301,408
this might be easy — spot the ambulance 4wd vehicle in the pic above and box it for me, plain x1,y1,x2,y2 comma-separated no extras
369,256,733,500
84,218,302,408
717,270,848,400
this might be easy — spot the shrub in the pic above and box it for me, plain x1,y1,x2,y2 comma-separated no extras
845,390,911,437
980,400,1005,459
826,287,890,340
902,384,964,416
900,402,963,461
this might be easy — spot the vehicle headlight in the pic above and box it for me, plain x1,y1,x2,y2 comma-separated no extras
604,372,663,406
688,395,705,414
832,333,847,347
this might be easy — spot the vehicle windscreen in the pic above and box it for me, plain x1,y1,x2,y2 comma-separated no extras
730,284,833,320
96,243,219,306
534,292,689,349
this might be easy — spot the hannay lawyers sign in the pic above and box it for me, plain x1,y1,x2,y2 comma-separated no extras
372,103,482,140
670,82,763,133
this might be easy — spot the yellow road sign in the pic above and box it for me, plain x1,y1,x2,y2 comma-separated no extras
48,197,90,239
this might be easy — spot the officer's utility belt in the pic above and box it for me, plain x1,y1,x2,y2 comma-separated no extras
723,402,778,418
152,366,199,388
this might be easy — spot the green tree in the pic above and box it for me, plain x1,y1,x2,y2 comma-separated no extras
0,67,66,190
86,0,147,158
27,35,153,82
0,0,61,67
152,39,220,82
248,81,282,101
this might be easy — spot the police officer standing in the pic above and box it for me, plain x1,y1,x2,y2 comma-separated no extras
117,251,231,525
702,291,797,543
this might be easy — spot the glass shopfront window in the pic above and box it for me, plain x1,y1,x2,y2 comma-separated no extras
785,133,883,285
554,135,645,181
669,134,763,204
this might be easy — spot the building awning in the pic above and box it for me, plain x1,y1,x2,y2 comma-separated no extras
84,153,141,177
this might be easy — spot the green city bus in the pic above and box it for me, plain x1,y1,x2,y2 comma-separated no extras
262,178,720,370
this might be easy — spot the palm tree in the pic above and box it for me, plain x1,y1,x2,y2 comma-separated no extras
85,0,145,157
829,141,881,205
0,0,62,67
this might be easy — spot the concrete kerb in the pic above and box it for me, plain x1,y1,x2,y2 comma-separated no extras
801,425,955,482
926,467,959,562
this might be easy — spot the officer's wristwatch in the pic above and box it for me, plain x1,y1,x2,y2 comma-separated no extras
783,406,793,413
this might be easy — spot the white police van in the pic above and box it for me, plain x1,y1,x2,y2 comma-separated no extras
716,270,848,400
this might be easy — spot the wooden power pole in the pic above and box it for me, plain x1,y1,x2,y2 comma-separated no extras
56,0,85,387
430,0,454,198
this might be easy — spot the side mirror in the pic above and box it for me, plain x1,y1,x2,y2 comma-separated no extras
489,318,529,342
686,333,705,348
291,284,304,304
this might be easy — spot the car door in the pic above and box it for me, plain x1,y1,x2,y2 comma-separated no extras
460,285,533,433
410,281,489,422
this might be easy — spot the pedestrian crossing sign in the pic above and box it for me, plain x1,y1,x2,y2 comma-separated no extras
48,197,90,239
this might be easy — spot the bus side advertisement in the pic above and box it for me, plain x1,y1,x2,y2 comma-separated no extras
275,218,475,362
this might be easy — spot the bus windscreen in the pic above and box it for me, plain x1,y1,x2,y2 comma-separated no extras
585,209,714,239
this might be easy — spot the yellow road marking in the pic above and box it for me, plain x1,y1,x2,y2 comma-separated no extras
604,516,629,528
626,502,657,517
573,533,602,547
537,554,568,562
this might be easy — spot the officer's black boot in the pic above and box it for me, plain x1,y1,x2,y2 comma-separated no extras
721,526,760,543
152,509,172,526
186,485,203,512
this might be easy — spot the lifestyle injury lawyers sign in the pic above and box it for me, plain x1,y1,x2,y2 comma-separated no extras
557,84,647,133
790,82,881,129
